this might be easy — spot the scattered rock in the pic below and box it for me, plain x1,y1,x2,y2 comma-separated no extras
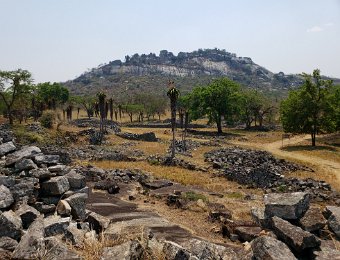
56,200,72,217
271,216,321,252
0,210,23,240
5,146,41,166
300,206,327,232
14,158,38,172
11,217,45,259
235,226,262,242
41,176,70,195
86,211,110,233
65,170,86,189
162,240,191,260
0,236,18,252
251,236,297,260
324,206,340,239
264,192,310,220
251,207,271,229
28,168,55,179
44,215,70,237
16,204,40,229
64,225,85,246
0,184,14,209
101,240,143,260
34,154,60,165
43,236,82,260
0,141,16,157
65,193,88,221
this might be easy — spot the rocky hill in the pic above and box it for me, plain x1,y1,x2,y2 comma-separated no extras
63,48,338,98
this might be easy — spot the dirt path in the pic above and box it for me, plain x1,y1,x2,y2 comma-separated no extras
231,135,340,185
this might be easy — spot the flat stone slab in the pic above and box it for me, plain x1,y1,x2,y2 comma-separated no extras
264,192,310,220
5,146,41,166
271,216,321,252
34,154,60,165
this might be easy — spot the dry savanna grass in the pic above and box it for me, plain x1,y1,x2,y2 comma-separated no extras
90,160,257,195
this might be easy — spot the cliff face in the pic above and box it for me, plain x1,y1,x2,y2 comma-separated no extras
63,48,304,97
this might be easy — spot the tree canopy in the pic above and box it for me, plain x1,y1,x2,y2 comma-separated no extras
280,69,337,146
187,78,240,133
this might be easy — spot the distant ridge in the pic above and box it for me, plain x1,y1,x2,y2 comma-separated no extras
63,48,339,98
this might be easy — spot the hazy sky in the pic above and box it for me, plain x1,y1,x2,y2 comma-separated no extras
1,0,339,83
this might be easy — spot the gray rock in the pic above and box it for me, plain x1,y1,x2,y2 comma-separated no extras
64,225,85,246
65,170,86,189
181,238,238,259
0,176,15,188
56,200,71,216
0,184,14,209
14,158,37,171
48,164,67,173
40,196,60,205
0,249,12,259
251,207,271,228
63,186,89,198
28,168,55,180
41,176,70,195
65,193,88,221
264,192,310,220
271,216,320,252
5,146,41,166
101,240,143,260
235,226,262,242
0,141,16,156
162,241,191,260
0,237,18,251
10,177,39,204
43,237,82,260
0,210,23,240
313,240,340,259
44,215,70,237
11,216,45,259
300,206,326,232
33,202,56,214
324,206,340,239
34,154,60,165
86,211,110,233
251,236,297,260
16,204,40,229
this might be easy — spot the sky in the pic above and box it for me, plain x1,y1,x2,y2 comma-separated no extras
0,0,339,83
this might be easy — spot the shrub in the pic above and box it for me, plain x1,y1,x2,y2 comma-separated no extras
39,110,56,128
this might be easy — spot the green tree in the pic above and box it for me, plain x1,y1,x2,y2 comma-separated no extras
188,78,240,133
36,82,69,110
280,69,337,146
240,89,275,128
0,69,33,124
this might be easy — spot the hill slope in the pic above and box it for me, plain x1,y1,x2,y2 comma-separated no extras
63,48,335,98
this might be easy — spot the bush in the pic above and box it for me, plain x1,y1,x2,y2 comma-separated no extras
39,110,56,128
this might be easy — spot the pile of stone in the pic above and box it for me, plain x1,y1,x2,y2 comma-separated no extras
204,147,337,202
42,144,144,162
168,139,201,154
147,155,207,172
0,132,106,259
72,118,121,133
239,192,340,259
116,131,158,142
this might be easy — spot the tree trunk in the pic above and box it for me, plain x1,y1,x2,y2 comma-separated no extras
216,116,222,134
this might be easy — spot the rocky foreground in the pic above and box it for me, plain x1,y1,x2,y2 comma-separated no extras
1,125,340,259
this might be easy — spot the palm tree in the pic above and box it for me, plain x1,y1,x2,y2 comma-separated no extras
167,80,180,158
